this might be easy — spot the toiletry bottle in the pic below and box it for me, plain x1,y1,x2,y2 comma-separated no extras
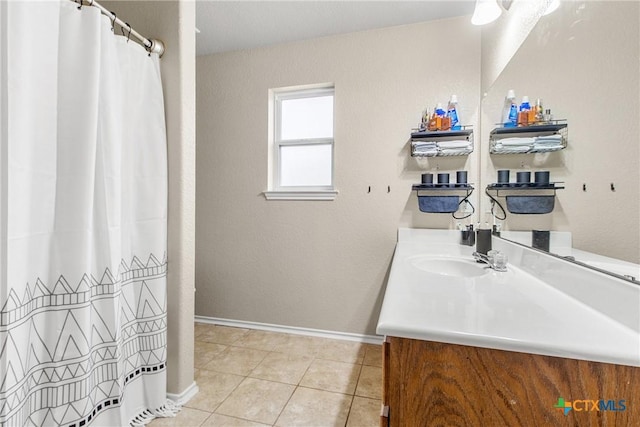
507,99,518,128
502,90,516,127
427,106,438,131
421,108,430,131
518,96,531,126
535,98,544,123
434,103,447,130
447,95,461,130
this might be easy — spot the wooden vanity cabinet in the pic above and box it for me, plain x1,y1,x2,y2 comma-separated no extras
381,336,640,427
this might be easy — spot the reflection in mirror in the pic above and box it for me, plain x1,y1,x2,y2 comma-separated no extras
479,1,640,280
479,0,549,93
498,230,640,284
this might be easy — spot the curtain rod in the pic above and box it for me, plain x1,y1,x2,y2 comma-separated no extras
72,0,165,57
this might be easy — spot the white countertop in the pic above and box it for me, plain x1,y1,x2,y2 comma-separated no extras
376,228,640,367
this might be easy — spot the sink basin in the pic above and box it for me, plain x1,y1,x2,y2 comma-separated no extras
408,256,488,278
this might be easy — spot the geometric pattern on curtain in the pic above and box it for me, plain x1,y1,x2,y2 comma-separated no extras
1,1,171,425
0,254,167,427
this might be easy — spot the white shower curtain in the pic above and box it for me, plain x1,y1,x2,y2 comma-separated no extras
1,1,170,426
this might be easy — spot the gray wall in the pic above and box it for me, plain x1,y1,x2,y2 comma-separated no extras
196,17,481,335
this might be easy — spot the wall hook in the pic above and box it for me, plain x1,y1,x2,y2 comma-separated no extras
367,186,371,193
610,183,616,192
387,186,391,193
583,183,587,192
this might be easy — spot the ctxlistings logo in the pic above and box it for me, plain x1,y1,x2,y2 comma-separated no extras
554,397,627,416
554,397,573,415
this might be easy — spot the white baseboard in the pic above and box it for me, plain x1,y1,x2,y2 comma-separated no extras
194,315,384,345
167,381,199,406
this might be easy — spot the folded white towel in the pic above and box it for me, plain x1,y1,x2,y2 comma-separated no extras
414,150,438,157
412,141,437,148
494,145,531,153
497,137,535,146
532,144,564,151
413,147,438,153
412,141,438,154
440,145,472,153
534,134,563,141
437,140,470,149
534,136,563,145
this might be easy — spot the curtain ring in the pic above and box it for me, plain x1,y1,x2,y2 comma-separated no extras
121,23,132,42
110,12,116,32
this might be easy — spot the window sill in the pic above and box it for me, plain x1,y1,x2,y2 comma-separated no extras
263,190,338,201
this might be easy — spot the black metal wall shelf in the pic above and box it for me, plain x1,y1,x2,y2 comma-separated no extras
486,182,564,196
413,184,474,213
412,183,474,191
490,123,566,136
412,129,472,138
486,183,564,214
489,122,567,154
411,128,474,157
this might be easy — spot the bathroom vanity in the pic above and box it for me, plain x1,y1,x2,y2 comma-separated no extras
377,229,640,426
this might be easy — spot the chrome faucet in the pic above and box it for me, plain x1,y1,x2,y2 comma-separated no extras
473,250,508,272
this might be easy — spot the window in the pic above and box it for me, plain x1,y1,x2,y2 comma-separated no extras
265,85,337,200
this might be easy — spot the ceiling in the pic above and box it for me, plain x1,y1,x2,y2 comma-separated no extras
195,1,476,56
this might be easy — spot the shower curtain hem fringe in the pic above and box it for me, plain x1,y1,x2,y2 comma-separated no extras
129,399,182,426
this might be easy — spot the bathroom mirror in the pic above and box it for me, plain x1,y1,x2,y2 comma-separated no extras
479,1,640,281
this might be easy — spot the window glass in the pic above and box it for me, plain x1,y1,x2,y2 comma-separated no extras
279,144,332,187
280,95,333,141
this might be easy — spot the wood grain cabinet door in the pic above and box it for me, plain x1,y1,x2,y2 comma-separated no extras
384,337,640,427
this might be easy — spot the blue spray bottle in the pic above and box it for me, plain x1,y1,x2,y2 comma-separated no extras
447,95,461,130
504,90,517,128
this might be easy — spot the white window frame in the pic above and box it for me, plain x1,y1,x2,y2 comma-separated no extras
264,84,338,201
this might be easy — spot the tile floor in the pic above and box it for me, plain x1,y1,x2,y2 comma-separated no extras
149,323,382,427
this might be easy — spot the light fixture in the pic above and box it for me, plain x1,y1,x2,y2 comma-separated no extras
543,0,561,15
471,0,503,26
